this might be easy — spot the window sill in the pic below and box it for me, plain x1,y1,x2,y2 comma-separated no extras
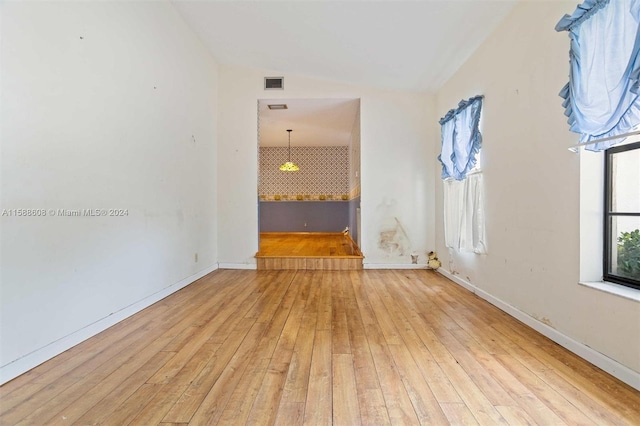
579,281,640,302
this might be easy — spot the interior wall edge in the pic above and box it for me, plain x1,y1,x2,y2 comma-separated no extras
437,268,640,391
0,264,218,386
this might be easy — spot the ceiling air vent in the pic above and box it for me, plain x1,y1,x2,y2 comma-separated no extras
264,77,284,90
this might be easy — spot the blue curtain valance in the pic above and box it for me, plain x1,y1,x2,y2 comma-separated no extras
555,0,610,31
438,95,483,180
556,0,640,151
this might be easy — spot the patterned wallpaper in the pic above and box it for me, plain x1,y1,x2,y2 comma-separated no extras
259,146,350,201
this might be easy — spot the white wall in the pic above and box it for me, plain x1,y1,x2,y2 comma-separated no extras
435,1,640,382
217,65,436,267
349,105,362,197
0,1,219,383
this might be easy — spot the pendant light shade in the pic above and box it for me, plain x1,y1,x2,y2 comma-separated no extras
279,161,299,171
279,129,299,171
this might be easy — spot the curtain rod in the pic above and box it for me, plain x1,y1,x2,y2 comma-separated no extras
568,129,640,152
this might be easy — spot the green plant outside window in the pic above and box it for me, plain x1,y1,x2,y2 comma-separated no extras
617,229,640,280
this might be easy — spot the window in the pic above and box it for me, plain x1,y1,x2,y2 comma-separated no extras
604,141,640,289
439,95,486,254
558,0,640,294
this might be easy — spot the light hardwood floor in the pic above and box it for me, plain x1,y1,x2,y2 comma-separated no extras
1,269,639,425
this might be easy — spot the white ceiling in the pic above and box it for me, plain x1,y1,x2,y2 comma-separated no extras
258,99,360,147
172,0,518,92
172,0,518,147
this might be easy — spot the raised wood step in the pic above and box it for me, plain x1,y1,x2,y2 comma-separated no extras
256,256,363,271
255,232,363,270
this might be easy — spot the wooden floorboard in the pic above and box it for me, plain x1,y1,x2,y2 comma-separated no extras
1,269,639,425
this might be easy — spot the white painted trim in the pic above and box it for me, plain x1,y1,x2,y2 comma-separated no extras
0,264,219,385
364,263,429,270
579,281,640,303
218,262,257,270
438,268,640,391
568,129,640,152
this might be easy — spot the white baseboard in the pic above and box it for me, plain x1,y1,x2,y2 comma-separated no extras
437,268,640,391
0,264,218,386
364,263,429,270
218,262,257,270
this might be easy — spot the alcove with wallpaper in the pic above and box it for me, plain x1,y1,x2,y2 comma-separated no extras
255,98,363,270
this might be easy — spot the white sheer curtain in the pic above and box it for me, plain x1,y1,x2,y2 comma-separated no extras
444,173,487,254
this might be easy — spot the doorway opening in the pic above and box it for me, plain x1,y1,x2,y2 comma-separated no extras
255,98,363,270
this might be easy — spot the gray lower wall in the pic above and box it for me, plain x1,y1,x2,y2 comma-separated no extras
260,200,359,240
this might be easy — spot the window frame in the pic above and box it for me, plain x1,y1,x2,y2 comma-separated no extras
603,141,640,290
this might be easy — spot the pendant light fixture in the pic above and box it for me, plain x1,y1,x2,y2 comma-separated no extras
279,129,299,171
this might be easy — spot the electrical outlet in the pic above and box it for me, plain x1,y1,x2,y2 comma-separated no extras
195,253,198,263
